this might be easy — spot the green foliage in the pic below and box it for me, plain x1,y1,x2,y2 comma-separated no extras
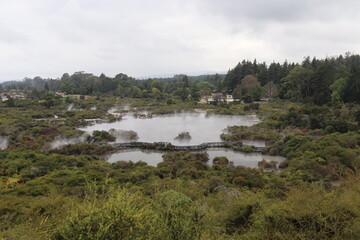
258,159,277,169
213,156,230,165
51,143,113,155
222,124,281,144
330,77,348,103
159,152,210,178
87,130,116,143
276,132,360,181
343,65,360,103
5,98,15,107
156,190,206,240
280,66,313,102
244,185,360,239
55,189,158,240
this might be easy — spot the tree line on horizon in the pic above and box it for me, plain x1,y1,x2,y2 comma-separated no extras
1,53,360,105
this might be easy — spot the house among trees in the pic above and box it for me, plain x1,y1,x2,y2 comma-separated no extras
0,91,27,101
55,92,66,97
199,93,239,104
0,94,8,102
225,94,237,103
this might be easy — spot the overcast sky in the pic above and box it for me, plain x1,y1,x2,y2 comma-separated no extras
0,0,359,81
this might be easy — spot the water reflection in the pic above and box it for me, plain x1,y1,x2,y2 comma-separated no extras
106,148,285,168
107,149,164,166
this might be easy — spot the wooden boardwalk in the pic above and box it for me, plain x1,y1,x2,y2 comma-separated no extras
110,141,265,152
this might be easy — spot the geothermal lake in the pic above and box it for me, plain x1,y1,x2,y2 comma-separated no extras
106,148,286,168
78,112,285,168
79,112,261,145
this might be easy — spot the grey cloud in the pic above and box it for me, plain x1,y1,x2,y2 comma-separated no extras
194,0,358,23
0,0,359,81
0,26,29,44
194,0,310,22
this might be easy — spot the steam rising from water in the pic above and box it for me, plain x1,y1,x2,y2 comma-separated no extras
107,107,119,115
67,103,75,111
50,135,87,149
0,137,9,150
109,129,139,142
121,104,130,111
66,103,83,112
108,104,131,115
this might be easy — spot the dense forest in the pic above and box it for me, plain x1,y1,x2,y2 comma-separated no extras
2,53,360,105
1,53,360,239
0,72,224,101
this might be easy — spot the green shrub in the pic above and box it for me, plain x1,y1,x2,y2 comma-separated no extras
54,189,158,240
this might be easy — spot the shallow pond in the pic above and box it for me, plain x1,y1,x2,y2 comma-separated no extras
106,148,285,168
79,112,260,145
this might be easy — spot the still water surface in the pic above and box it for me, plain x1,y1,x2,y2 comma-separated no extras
78,112,284,168
79,112,260,145
107,148,285,168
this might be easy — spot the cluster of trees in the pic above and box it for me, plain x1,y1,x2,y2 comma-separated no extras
224,53,360,104
2,53,360,105
0,77,61,92
0,72,224,101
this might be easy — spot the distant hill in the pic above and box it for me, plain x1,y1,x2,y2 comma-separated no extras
136,70,226,79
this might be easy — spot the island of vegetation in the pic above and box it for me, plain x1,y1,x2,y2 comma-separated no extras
174,131,192,141
0,53,360,239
